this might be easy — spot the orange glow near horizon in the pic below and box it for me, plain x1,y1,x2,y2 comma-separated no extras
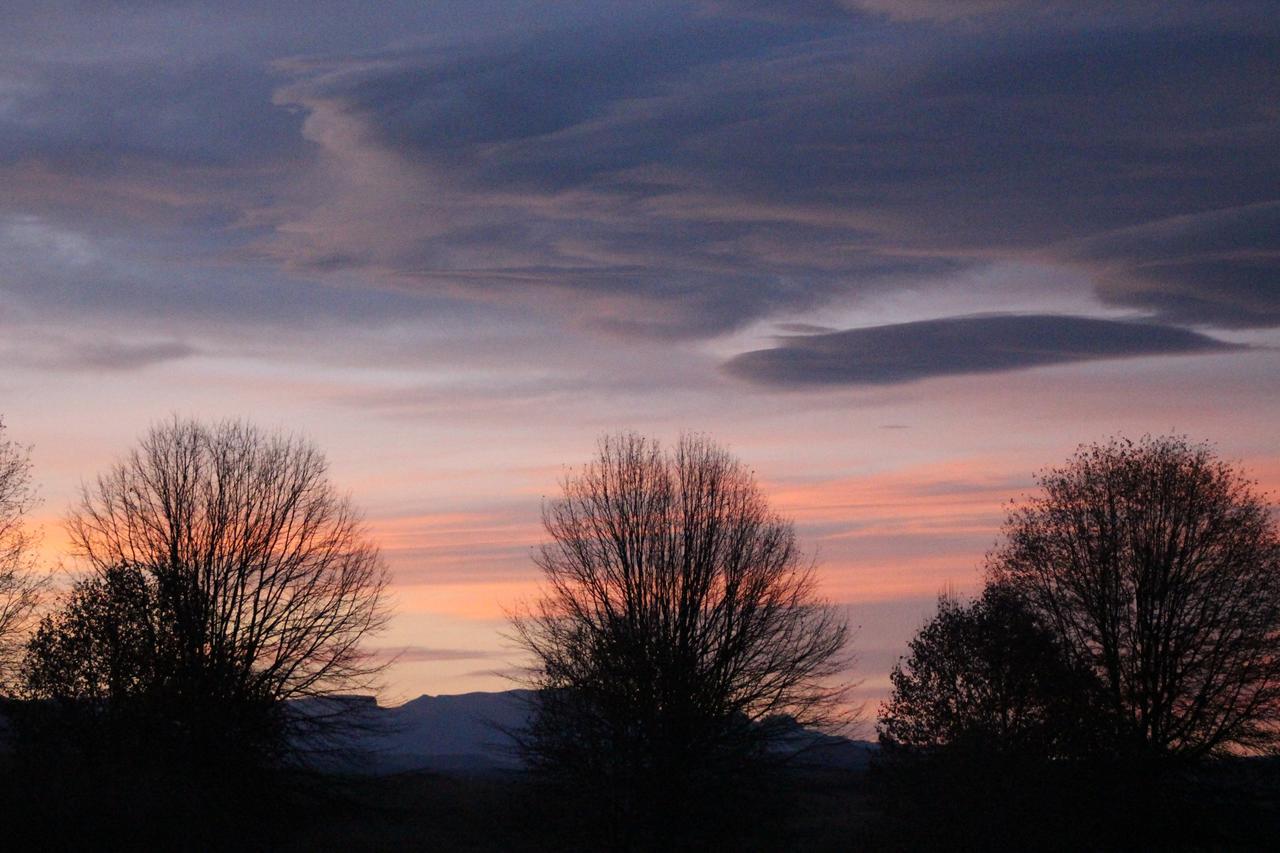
12,412,1280,703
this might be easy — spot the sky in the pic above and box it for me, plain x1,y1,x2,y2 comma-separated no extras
2,0,1278,714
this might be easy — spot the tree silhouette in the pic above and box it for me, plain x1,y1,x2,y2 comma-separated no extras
988,435,1280,760
0,417,44,693
21,418,390,766
870,584,1111,850
878,584,1101,759
511,432,850,840
873,586,1109,851
21,563,175,761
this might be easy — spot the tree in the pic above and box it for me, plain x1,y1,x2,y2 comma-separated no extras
988,435,1280,760
873,586,1110,851
0,417,43,692
878,584,1101,759
22,418,390,765
24,564,162,708
21,564,173,761
511,433,850,836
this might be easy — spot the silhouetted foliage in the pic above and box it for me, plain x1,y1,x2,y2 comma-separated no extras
20,561,283,768
24,563,165,719
878,584,1102,759
872,586,1111,850
988,435,1280,760
0,417,44,692
19,418,390,770
872,436,1280,850
511,432,851,845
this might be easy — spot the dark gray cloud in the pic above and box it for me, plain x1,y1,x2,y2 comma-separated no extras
723,315,1241,387
697,0,862,21
3,1,1278,346
1074,203,1280,329
267,9,942,338
0,60,301,170
265,2,1280,337
703,0,1031,23
706,0,1276,26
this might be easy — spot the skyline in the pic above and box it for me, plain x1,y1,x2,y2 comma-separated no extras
3,0,1278,710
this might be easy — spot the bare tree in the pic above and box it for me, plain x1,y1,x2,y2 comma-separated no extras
24,418,390,763
511,433,850,833
988,436,1280,759
0,417,44,692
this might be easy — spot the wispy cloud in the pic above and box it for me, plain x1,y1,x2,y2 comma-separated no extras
258,3,1280,340
373,646,507,664
1072,203,1280,330
0,333,198,373
2,2,1276,350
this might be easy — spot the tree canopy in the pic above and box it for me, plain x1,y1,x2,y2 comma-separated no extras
879,585,1101,759
988,436,1280,759
511,433,851,835
23,418,390,763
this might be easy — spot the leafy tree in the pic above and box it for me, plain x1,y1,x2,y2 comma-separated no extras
511,433,850,840
25,563,162,707
988,436,1280,759
878,584,1101,759
21,564,178,761
872,585,1113,850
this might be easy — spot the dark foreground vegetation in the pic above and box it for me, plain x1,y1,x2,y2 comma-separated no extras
261,759,1280,852
2,417,1279,850
4,753,1278,852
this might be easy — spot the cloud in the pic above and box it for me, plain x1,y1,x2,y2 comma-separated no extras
0,332,198,373
0,59,300,171
722,314,1242,387
3,1,1278,347
462,666,527,680
266,12,956,339
775,322,839,334
847,0,1019,19
702,0,1019,22
373,646,505,663
62,340,197,371
0,215,441,333
260,3,1280,338
1073,203,1280,329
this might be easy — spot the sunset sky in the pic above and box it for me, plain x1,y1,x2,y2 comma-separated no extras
3,1,1278,712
